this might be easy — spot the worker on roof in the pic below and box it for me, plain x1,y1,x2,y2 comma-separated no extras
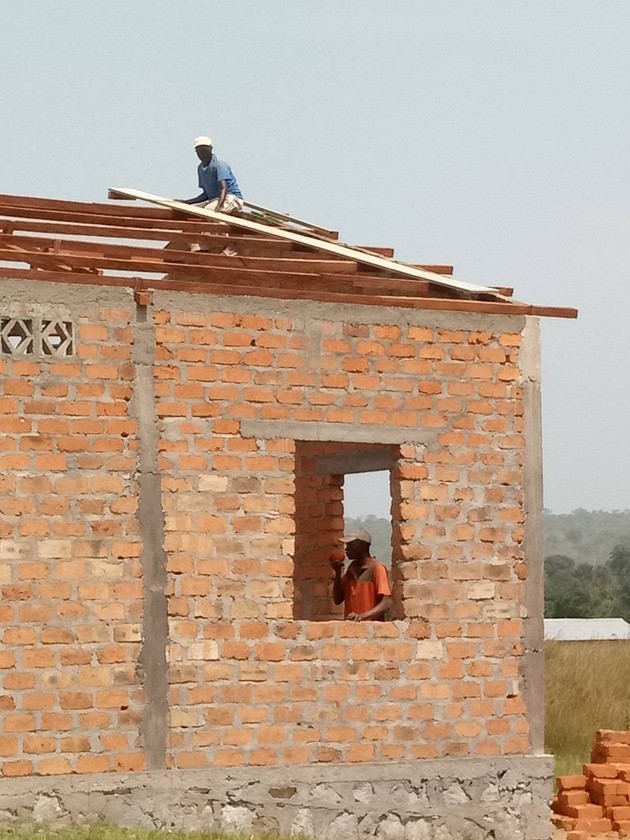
330,528,392,621
181,136,244,215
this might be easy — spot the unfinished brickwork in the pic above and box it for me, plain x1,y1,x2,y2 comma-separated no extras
0,279,551,838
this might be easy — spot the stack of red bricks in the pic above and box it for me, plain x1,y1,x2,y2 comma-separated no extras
552,730,630,839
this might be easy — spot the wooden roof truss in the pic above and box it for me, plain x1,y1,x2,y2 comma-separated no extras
0,190,577,319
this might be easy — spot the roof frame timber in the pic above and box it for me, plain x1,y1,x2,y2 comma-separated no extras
0,189,577,319
0,233,359,274
0,236,517,299
0,203,429,263
0,245,460,298
0,264,577,318
108,188,501,299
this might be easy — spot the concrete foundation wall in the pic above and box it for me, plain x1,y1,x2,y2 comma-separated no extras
0,757,554,840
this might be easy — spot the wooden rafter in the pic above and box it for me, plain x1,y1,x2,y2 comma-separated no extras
0,234,358,275
109,188,501,298
0,189,578,319
242,200,338,239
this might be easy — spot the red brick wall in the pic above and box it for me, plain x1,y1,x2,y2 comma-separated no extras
0,291,533,776
0,305,145,777
155,308,529,769
293,447,344,621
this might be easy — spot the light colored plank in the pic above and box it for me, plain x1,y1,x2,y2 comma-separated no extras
109,188,501,298
243,201,338,238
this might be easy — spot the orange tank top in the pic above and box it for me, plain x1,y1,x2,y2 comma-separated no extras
343,563,391,619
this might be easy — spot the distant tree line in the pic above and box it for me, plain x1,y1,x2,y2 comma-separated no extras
544,508,630,567
544,544,630,621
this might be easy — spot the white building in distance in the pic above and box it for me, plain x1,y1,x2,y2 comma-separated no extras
544,618,630,641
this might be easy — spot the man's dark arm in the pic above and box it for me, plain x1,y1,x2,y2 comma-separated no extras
332,567,345,605
215,181,228,211
357,594,392,621
178,192,207,205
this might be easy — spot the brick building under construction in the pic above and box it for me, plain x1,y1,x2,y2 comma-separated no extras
0,191,576,839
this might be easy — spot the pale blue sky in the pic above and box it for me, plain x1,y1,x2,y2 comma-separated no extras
2,2,629,515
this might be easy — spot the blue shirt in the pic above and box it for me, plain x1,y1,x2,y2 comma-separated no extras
197,155,243,200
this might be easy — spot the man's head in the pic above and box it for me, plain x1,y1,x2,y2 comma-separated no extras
194,135,213,166
340,528,372,560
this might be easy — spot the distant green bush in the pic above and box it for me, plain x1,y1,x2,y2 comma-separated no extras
545,544,630,621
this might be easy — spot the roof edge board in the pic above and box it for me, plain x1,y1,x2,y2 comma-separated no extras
0,266,578,317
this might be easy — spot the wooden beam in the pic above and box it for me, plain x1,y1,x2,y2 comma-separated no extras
109,188,501,298
243,201,338,239
0,218,299,256
0,247,329,286
0,203,227,233
162,266,353,294
351,246,395,258
0,238,461,297
0,208,435,267
0,233,359,275
0,192,181,220
163,234,297,257
0,265,578,318
0,239,82,274
0,239,472,299
410,264,454,275
0,267,140,290
0,234,366,276
0,192,577,318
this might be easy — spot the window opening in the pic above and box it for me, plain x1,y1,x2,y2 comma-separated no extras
344,470,393,567
293,442,399,620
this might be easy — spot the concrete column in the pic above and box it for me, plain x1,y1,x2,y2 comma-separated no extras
131,303,169,769
521,316,545,755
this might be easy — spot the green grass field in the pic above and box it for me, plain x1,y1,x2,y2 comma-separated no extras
545,639,630,777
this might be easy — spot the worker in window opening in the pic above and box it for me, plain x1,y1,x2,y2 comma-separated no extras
180,136,244,215
329,528,392,621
